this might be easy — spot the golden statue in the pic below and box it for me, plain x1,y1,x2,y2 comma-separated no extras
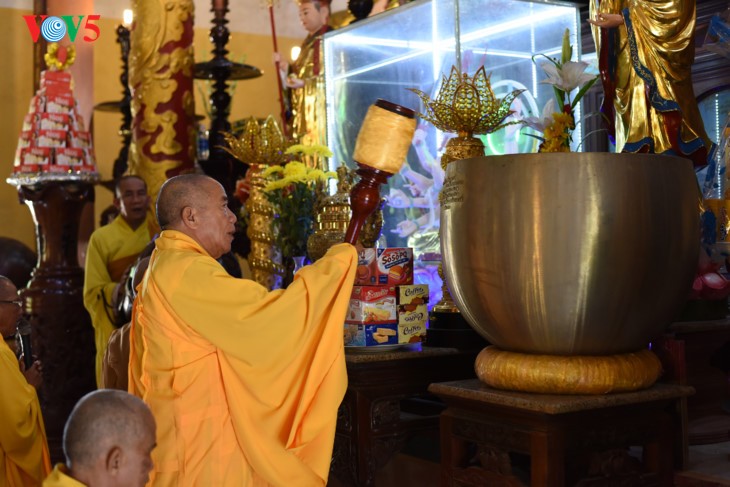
281,0,332,169
589,0,713,167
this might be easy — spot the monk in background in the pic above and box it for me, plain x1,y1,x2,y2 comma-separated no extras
0,276,50,486
84,175,154,387
128,174,357,486
43,390,156,487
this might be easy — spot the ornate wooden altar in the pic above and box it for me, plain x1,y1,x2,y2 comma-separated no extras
330,346,477,486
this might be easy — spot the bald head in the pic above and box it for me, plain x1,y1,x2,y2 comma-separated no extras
63,390,156,486
156,174,237,259
156,174,212,229
0,275,17,298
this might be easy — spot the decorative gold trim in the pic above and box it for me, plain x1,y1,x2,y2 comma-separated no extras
475,346,662,394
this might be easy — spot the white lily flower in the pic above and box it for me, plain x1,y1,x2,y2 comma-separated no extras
540,61,596,92
522,98,556,133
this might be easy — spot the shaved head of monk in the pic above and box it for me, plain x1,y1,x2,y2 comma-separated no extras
156,174,237,259
63,390,156,487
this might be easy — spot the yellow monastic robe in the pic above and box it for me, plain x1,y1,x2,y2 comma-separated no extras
591,0,712,166
42,465,85,487
0,341,51,487
83,215,153,387
128,231,356,487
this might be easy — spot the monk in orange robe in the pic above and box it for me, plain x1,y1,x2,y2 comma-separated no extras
128,174,357,486
0,276,51,486
84,175,154,387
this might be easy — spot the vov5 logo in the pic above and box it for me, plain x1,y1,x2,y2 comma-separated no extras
23,15,101,43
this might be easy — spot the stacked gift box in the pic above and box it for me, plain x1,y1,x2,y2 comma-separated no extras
344,247,429,347
13,70,97,175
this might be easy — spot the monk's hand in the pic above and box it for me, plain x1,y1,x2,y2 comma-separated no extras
588,12,623,28
20,358,43,389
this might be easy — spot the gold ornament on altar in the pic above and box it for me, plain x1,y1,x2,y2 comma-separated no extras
409,65,524,169
306,164,354,262
409,65,523,312
44,43,76,70
222,116,288,289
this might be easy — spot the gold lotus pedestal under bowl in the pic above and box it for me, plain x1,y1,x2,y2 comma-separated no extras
440,153,700,394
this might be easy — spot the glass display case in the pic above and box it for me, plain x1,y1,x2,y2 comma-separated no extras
323,0,581,306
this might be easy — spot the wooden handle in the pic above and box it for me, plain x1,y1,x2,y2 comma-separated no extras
344,164,391,245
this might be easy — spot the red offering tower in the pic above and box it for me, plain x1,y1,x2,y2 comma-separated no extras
6,44,97,462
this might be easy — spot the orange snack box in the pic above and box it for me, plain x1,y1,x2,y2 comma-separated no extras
355,248,413,286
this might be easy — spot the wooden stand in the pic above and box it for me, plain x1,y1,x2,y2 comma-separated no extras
430,379,694,487
14,179,97,462
330,347,477,486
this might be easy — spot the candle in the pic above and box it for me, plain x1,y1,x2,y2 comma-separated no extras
122,9,133,27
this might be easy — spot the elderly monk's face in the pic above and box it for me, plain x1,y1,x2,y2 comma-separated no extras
0,281,22,338
116,177,150,229
193,179,237,259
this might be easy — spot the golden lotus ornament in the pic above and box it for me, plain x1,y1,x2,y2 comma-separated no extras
410,65,524,313
222,116,288,289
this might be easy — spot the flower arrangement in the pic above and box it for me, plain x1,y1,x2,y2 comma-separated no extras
261,144,336,260
523,29,598,152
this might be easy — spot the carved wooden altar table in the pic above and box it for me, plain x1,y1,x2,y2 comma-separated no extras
330,346,477,486
430,379,695,487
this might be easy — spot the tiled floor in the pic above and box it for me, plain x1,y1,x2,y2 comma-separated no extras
676,441,730,485
330,441,730,486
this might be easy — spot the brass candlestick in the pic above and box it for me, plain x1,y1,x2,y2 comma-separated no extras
409,66,523,313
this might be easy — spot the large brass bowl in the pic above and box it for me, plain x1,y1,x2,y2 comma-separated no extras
440,153,700,355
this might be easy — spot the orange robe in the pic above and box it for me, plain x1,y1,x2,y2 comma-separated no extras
42,464,85,486
128,231,356,486
83,215,153,387
0,340,51,486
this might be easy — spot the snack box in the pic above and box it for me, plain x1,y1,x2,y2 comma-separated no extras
45,94,75,114
56,147,86,166
19,147,52,167
356,248,413,286
41,70,72,85
23,113,39,131
346,285,396,324
397,304,428,344
344,323,398,347
69,131,92,149
37,129,67,148
39,113,70,132
396,284,429,307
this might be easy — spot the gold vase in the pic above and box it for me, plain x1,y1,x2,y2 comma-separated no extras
307,165,353,262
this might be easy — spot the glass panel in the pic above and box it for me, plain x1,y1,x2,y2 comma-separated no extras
324,0,580,308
